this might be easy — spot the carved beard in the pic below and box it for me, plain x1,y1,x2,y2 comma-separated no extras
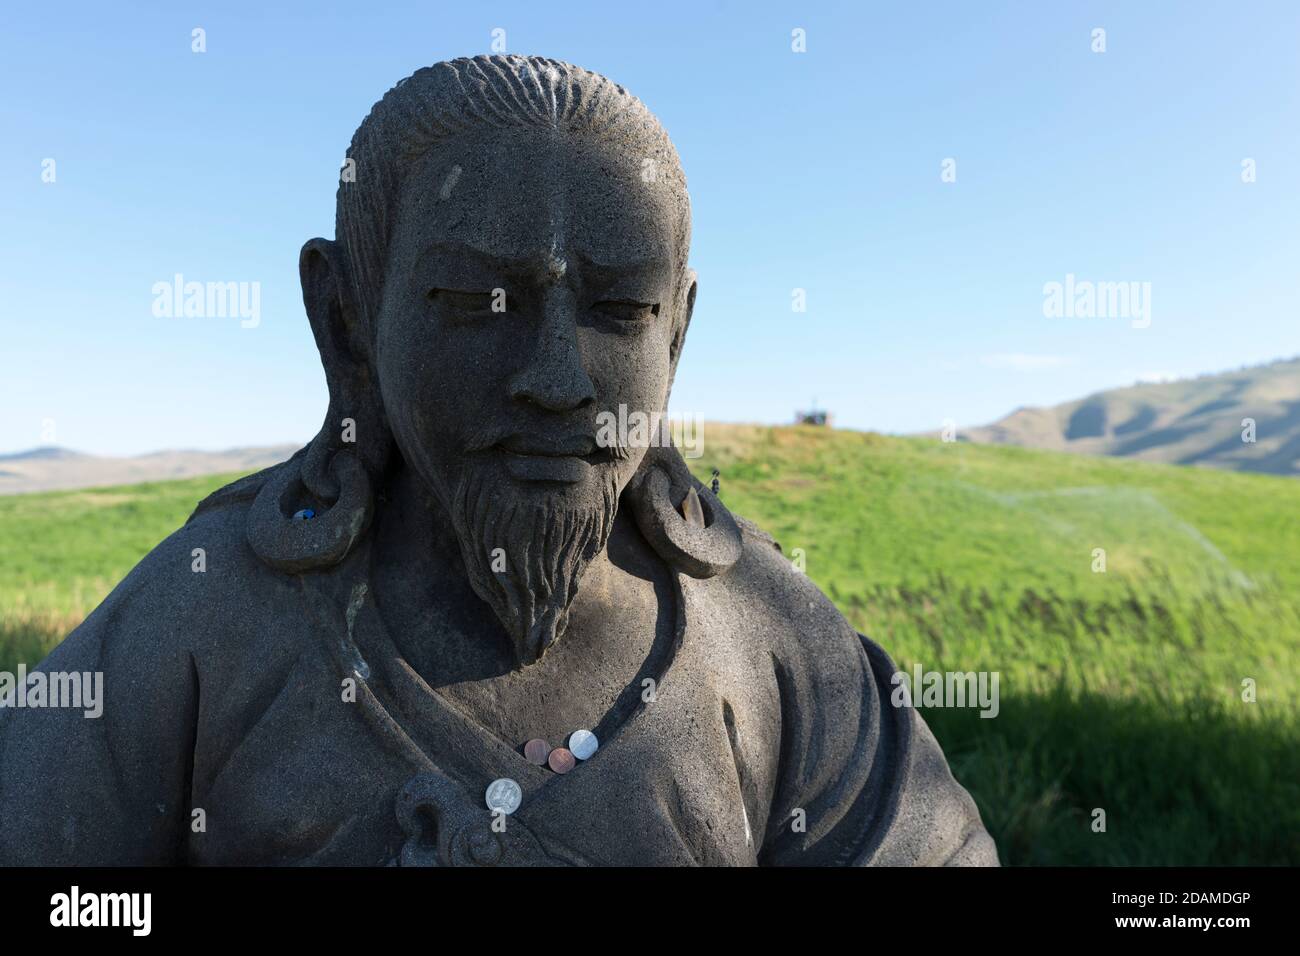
447,462,621,667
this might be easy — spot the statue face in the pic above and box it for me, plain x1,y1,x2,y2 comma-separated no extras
370,127,690,664
374,127,686,511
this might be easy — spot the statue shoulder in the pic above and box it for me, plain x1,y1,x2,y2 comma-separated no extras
731,512,782,554
71,487,302,662
721,513,999,867
720,509,865,658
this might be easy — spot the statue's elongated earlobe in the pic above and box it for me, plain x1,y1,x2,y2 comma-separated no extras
247,449,373,573
628,443,742,579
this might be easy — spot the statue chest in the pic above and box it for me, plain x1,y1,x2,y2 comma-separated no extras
431,569,678,756
187,572,784,866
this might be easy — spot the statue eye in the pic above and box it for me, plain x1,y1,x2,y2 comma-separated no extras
427,288,500,318
592,300,659,322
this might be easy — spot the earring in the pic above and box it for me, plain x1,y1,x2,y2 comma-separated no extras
247,448,373,573
628,444,741,579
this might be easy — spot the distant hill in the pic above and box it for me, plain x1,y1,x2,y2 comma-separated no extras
959,357,1300,476
0,444,298,495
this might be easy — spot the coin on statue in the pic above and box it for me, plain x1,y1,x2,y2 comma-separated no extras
548,747,576,774
568,729,598,761
484,778,522,815
523,738,550,765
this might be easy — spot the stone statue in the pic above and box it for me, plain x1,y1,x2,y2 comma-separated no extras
0,56,997,866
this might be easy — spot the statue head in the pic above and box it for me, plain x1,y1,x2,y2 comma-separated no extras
230,56,738,666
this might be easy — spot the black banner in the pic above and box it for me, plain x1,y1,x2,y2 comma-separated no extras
0,866,1283,941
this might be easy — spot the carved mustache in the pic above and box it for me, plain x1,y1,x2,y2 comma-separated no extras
464,424,632,461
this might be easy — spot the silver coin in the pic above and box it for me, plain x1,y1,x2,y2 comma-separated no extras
484,777,522,815
568,729,598,761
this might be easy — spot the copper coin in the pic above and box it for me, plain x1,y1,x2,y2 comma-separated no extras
547,747,576,774
524,738,551,765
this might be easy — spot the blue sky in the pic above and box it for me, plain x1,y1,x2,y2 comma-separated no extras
2,0,1296,455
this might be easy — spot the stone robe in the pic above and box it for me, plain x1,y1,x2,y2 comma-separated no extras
0,496,997,866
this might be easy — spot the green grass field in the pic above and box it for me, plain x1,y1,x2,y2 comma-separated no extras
2,425,1297,865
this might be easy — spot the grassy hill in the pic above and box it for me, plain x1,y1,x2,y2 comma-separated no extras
961,356,1300,476
2,425,1297,865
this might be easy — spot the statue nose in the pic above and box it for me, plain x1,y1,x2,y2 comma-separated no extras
508,288,596,412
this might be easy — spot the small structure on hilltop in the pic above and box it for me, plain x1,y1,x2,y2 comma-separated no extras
795,401,833,427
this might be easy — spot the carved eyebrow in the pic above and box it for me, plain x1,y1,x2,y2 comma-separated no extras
419,240,530,270
418,240,671,281
571,248,673,277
